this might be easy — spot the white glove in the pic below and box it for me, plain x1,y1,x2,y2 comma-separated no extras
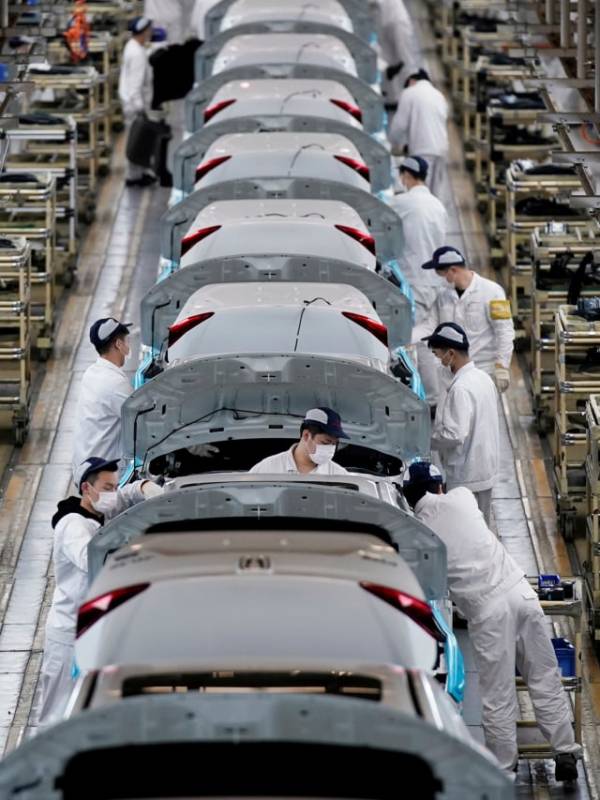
141,481,163,498
187,444,220,458
494,364,510,393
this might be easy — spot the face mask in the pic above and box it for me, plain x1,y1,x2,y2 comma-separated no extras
91,491,118,515
310,443,336,466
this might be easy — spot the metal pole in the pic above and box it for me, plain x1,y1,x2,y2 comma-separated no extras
578,0,588,78
547,0,555,24
596,0,600,109
561,0,571,48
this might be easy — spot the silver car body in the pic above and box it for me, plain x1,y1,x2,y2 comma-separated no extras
220,0,354,33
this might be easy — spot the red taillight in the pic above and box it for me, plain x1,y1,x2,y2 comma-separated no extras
195,155,232,183
329,98,362,122
343,311,388,347
334,224,376,256
168,312,214,347
334,155,370,182
360,582,445,642
180,224,221,257
76,583,150,639
203,98,236,123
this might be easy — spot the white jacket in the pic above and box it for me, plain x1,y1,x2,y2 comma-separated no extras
72,358,132,476
374,0,416,68
431,361,499,492
45,482,147,644
144,0,183,41
418,272,515,372
191,0,221,39
118,38,153,115
415,488,524,621
389,79,449,157
390,184,448,305
249,445,348,475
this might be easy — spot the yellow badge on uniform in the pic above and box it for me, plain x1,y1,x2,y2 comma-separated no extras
489,299,511,320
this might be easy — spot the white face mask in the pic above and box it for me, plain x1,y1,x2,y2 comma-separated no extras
310,443,337,466
91,491,119,515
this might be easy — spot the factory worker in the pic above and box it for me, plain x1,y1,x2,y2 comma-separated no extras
144,0,184,43
403,462,581,782
419,246,514,391
391,156,448,403
39,458,163,725
372,0,418,101
71,318,133,479
190,0,221,42
118,16,155,187
250,407,349,475
389,69,449,197
423,322,499,523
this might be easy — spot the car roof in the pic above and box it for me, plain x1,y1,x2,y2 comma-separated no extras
203,131,363,157
221,0,353,32
210,78,356,103
191,198,366,226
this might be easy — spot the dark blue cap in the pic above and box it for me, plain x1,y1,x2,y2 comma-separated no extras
422,245,466,271
303,407,349,439
404,461,443,488
130,16,152,34
399,155,428,180
89,317,131,349
75,457,119,492
422,322,469,351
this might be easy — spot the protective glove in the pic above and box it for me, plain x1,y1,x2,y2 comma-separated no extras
494,364,510,393
187,444,220,458
141,481,163,498
385,61,404,81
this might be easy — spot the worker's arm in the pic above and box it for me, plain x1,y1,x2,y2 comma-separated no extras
389,92,411,154
125,48,148,113
487,292,515,369
61,517,94,573
107,480,162,519
430,386,472,451
411,296,440,343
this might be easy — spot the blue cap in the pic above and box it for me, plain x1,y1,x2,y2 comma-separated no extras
422,322,469,351
404,461,443,488
130,16,152,34
89,317,131,349
399,155,428,180
303,407,349,439
422,245,466,271
74,457,119,492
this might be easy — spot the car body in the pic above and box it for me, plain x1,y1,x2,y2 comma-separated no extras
219,0,354,33
192,132,371,193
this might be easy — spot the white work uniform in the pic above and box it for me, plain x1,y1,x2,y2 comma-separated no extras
71,357,132,478
249,445,348,475
422,272,515,376
415,487,581,771
144,0,184,43
389,80,449,196
374,0,417,99
431,361,499,520
191,0,221,40
391,184,448,402
39,482,147,725
118,37,153,180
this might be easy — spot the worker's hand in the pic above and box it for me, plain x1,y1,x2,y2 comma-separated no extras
141,481,163,498
187,443,220,458
494,364,510,393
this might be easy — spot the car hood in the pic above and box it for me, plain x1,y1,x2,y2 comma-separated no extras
174,116,391,193
185,65,385,134
161,178,404,264
121,353,429,467
142,256,411,350
0,695,512,800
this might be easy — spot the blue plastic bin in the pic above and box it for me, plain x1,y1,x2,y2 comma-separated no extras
552,637,576,677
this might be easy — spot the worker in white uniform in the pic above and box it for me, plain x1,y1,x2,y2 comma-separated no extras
391,156,448,403
422,322,499,523
419,246,514,392
71,318,133,479
144,0,184,43
249,407,349,475
118,16,155,187
402,462,581,782
373,0,418,102
190,0,221,41
389,70,449,197
39,457,163,725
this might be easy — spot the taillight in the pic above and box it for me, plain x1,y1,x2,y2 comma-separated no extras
76,583,150,638
360,582,445,642
180,224,221,257
168,312,214,347
329,98,362,122
334,224,376,256
195,155,231,183
334,155,370,182
203,98,236,123
343,311,388,347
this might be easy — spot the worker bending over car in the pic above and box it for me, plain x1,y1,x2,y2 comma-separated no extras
38,458,162,726
250,408,348,475
423,322,499,523
403,461,581,782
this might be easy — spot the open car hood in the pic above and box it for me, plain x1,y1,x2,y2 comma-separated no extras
141,256,411,350
0,694,512,800
174,117,392,192
185,65,385,134
89,480,445,597
205,0,377,43
121,353,429,467
196,23,377,85
161,178,403,264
